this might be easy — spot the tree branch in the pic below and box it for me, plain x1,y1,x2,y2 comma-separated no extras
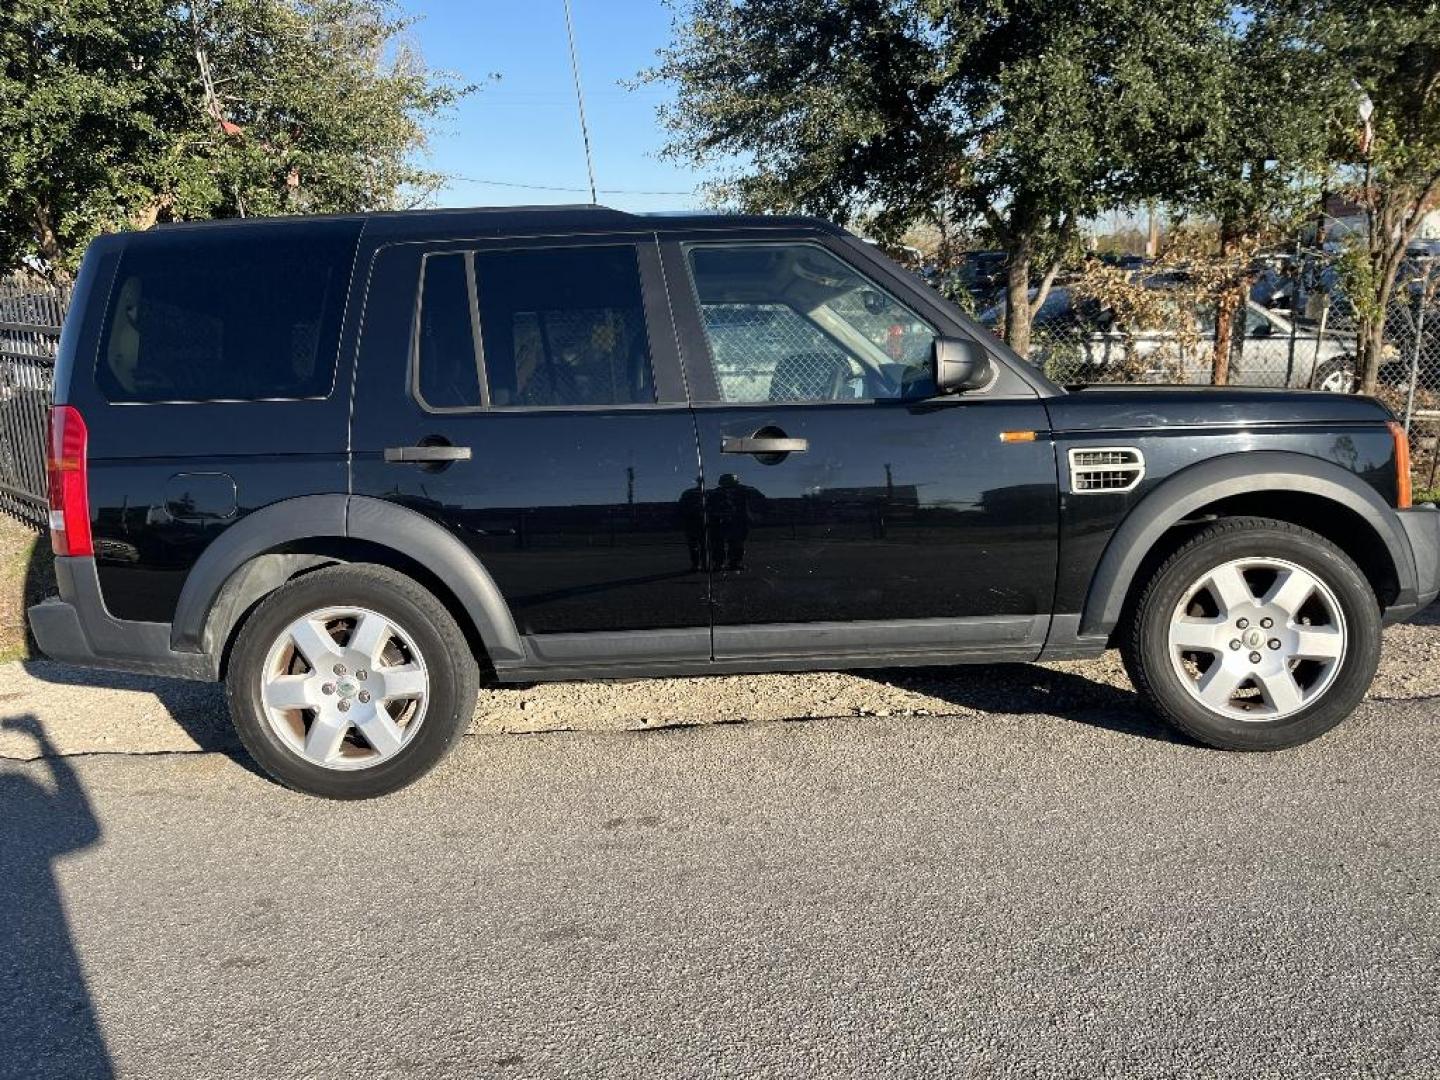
1028,213,1074,319
980,203,1008,246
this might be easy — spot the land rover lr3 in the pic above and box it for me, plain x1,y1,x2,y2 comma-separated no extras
29,207,1440,798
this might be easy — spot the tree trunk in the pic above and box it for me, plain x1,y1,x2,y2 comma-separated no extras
1358,269,1399,396
1353,170,1440,394
1210,221,1244,386
1212,286,1241,386
130,193,174,232
1357,314,1387,396
1003,239,1033,359
31,202,69,283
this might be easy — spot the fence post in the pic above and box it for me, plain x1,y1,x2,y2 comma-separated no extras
1284,255,1300,387
1405,290,1425,435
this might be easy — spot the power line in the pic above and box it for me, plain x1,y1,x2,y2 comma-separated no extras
452,176,700,197
561,0,598,205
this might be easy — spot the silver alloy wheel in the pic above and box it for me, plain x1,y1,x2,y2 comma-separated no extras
1167,557,1347,722
259,605,429,770
1316,366,1353,393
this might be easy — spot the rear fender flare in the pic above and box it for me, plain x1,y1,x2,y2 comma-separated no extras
170,494,523,663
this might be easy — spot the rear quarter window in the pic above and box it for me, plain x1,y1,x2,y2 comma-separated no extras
96,223,358,403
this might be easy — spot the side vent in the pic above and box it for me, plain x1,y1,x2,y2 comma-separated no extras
1068,447,1145,494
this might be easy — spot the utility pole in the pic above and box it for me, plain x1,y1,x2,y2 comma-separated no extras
562,0,598,204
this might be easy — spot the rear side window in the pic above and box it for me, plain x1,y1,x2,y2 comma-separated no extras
416,253,483,409
97,225,356,403
411,244,655,410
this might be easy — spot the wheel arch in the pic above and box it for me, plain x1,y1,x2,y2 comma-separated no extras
171,495,524,671
1080,451,1417,642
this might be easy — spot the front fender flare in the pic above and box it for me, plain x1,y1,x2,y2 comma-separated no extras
170,494,524,663
1079,451,1416,639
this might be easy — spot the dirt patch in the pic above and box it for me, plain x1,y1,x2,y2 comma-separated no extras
0,515,53,663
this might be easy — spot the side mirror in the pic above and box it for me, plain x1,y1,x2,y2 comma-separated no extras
934,336,994,394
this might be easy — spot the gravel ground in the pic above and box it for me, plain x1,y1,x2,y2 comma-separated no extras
1,604,1435,759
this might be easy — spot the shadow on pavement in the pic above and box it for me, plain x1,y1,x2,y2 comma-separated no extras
0,714,113,1079
861,662,1194,745
16,527,252,775
18,662,267,779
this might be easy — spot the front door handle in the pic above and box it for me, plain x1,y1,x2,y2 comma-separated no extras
721,434,808,455
384,445,473,464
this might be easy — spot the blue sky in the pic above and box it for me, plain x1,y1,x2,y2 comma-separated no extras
394,1,720,212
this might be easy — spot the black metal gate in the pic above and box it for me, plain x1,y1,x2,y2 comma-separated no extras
0,280,65,528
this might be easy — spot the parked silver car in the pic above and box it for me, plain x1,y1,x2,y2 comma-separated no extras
985,288,1357,391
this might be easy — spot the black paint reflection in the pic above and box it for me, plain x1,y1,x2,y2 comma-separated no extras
706,474,764,571
693,401,1062,628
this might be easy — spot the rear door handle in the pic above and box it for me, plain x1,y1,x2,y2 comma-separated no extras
384,445,472,463
721,435,808,455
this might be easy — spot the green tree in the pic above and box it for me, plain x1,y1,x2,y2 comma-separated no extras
1,0,470,280
1161,6,1336,384
0,0,182,276
1301,1,1440,395
647,0,1229,357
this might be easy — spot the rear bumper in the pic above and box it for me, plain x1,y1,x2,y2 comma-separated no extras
27,556,215,680
1387,504,1440,624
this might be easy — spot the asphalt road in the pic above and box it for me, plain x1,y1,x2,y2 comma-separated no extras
1,683,1437,1079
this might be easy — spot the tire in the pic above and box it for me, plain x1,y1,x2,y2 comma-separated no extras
1121,517,1381,750
1313,357,1355,394
225,563,479,798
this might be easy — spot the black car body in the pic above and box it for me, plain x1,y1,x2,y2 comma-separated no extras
28,206,1440,797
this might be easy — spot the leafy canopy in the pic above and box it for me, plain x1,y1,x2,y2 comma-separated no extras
0,0,471,277
1288,0,1440,388
649,0,1230,240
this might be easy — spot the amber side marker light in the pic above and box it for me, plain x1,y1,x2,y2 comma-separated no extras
1000,430,1038,444
1389,421,1413,510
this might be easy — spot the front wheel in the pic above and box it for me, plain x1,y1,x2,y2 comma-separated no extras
1122,518,1381,750
226,564,479,798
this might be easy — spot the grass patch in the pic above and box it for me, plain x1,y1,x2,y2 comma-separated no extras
0,515,54,663
1416,489,1439,505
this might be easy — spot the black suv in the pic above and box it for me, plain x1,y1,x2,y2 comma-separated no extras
29,206,1440,798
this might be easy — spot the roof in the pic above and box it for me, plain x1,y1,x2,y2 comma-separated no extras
138,204,846,243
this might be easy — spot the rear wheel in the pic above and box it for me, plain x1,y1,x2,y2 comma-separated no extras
226,564,479,798
1123,518,1381,750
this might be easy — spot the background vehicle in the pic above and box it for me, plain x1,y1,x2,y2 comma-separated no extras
27,206,1440,798
983,287,1357,390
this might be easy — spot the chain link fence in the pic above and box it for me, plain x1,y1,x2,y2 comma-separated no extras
1014,254,1440,495
1379,272,1440,496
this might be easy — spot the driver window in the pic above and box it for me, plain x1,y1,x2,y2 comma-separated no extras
684,243,937,403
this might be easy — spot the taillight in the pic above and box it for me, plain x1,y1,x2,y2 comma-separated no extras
47,405,93,557
1389,420,1413,510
